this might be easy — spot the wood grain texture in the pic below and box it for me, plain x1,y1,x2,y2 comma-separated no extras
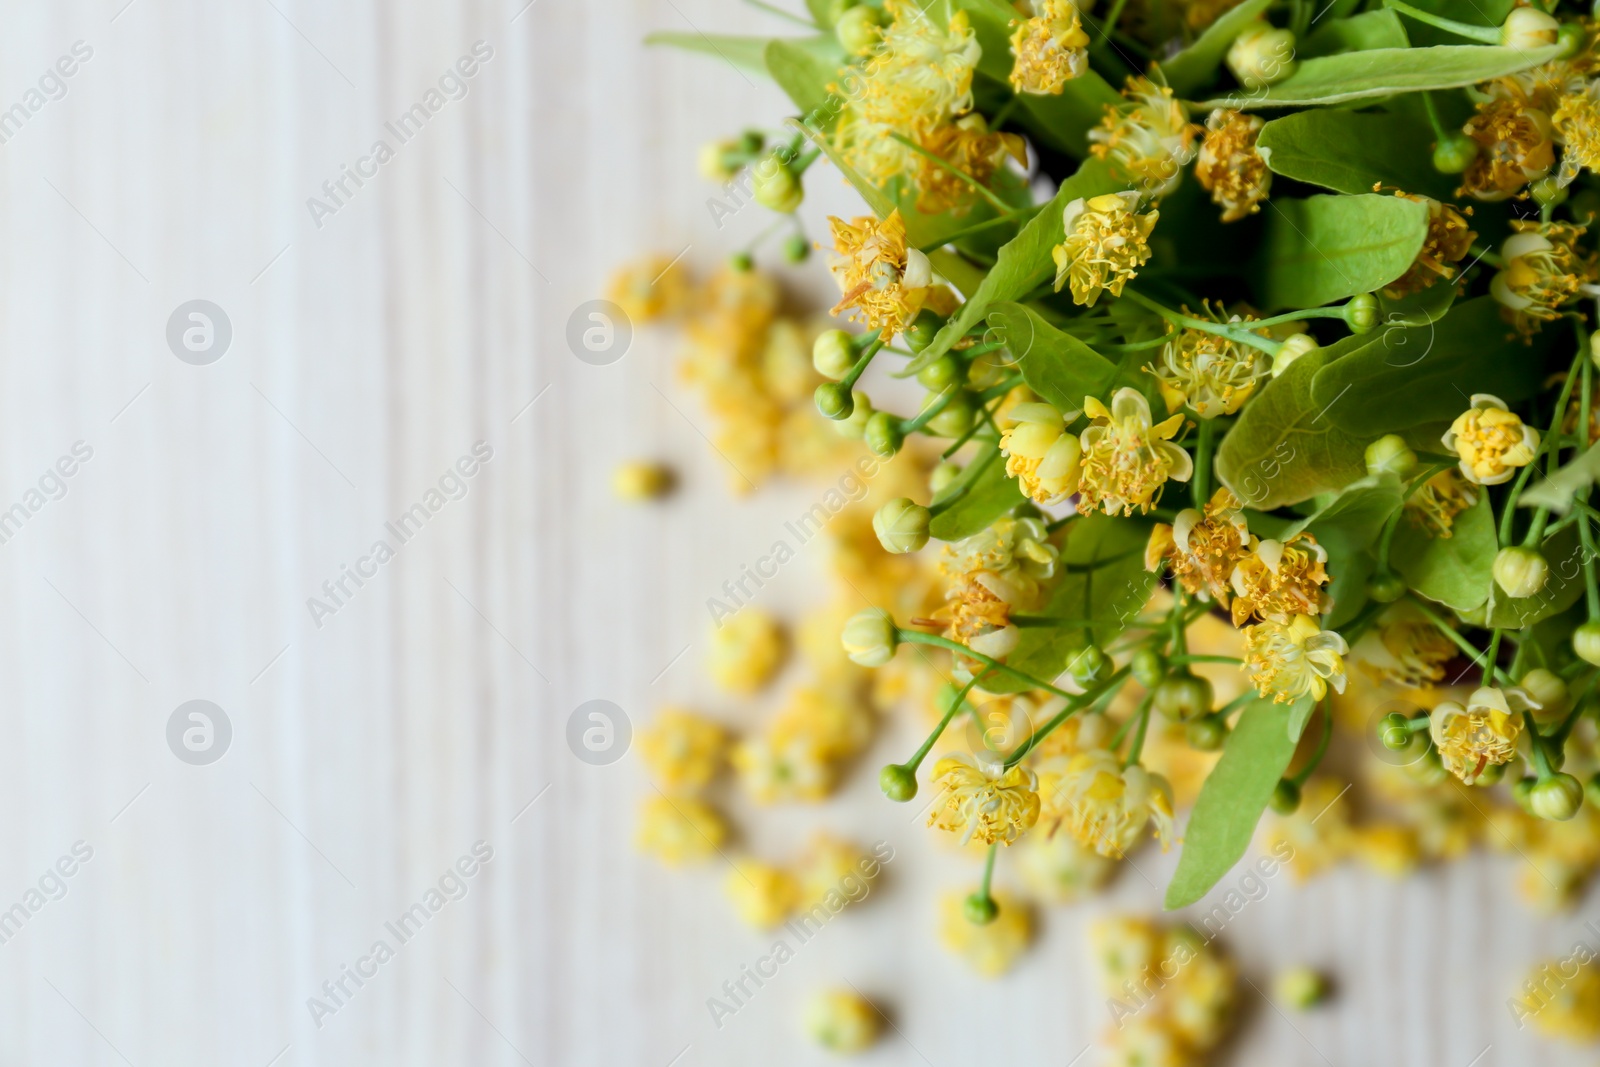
0,1,1592,1064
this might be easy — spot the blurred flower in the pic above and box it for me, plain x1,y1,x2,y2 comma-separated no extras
724,859,800,928
1404,469,1478,537
803,989,881,1052
1038,748,1176,857
638,707,728,792
1195,109,1271,221
938,890,1032,976
707,610,785,694
634,794,729,865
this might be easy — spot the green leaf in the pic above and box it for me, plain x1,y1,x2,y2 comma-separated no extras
1159,0,1272,94
1256,111,1456,199
1201,44,1563,108
1299,8,1409,58
1323,546,1374,629
907,158,1124,373
1287,695,1319,743
1375,277,1458,328
1486,525,1587,629
990,515,1158,693
983,302,1120,412
1521,442,1600,514
929,444,1025,541
646,32,781,76
1308,297,1550,436
1215,345,1370,510
1391,492,1495,612
1286,473,1405,553
764,37,847,129
1165,697,1306,909
804,0,839,28
1013,70,1125,158
1250,193,1428,309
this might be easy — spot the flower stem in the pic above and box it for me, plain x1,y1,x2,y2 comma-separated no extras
889,133,1015,215
1123,693,1154,768
900,668,991,775
1384,0,1501,44
840,337,885,391
1193,416,1216,501
898,629,1082,701
1123,289,1284,356
976,842,998,901
1002,666,1133,767
1482,628,1504,689
1168,653,1242,665
1407,596,1513,685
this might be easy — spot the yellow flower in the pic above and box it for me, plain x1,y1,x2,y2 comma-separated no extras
774,685,874,760
1555,79,1600,186
831,1,981,186
943,515,1059,597
1009,0,1091,95
707,609,785,694
638,707,728,792
1052,191,1158,306
1263,776,1350,881
1015,830,1118,903
611,459,674,501
937,890,1032,976
724,859,800,929
1194,108,1271,221
605,253,690,322
1242,614,1348,704
803,989,881,1053
1145,487,1252,605
1165,930,1237,1051
937,569,1028,661
733,730,836,803
1459,96,1555,201
634,794,729,866
1228,534,1331,625
1077,387,1193,516
1038,748,1176,857
1100,1021,1189,1067
912,115,1028,216
1149,306,1270,417
1351,602,1456,688
1429,685,1537,783
1382,193,1476,299
1514,959,1600,1041
1090,76,1202,199
998,400,1084,504
826,210,935,339
1352,823,1422,879
1404,468,1479,537
1442,393,1541,486
796,834,880,909
1490,220,1596,334
927,752,1041,845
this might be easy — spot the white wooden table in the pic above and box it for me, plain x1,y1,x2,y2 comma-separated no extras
0,1,1592,1064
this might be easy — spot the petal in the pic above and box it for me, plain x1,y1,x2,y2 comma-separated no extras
1110,387,1151,426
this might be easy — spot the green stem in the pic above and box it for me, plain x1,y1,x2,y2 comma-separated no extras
1407,596,1514,685
1002,667,1133,767
1123,693,1154,768
1291,703,1334,787
1193,416,1215,501
899,386,964,434
899,629,1086,702
977,842,998,899
901,668,991,774
889,133,1014,215
839,337,884,391
1469,244,1505,268
1384,0,1501,43
1482,628,1504,689
1526,711,1556,777
1168,654,1242,665
919,207,1042,252
1422,91,1451,141
1123,290,1283,357
1580,507,1600,620
928,444,1000,516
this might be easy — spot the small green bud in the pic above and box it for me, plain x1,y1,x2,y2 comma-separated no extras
737,129,765,156
1575,620,1600,666
813,330,858,380
1367,570,1407,604
1153,672,1213,722
1532,175,1569,210
697,138,741,183
916,355,963,391
1558,20,1589,58
833,389,873,439
1493,546,1549,599
841,607,898,667
905,309,945,352
751,154,804,213
1269,778,1302,815
835,3,885,54
873,497,931,554
929,461,961,495
879,763,918,802
783,234,811,263
729,251,754,273
926,394,974,438
1530,772,1585,821
1067,644,1110,688
1365,434,1417,478
864,411,904,457
1501,7,1560,50
1379,712,1413,751
815,381,855,420
1227,23,1298,90
1520,668,1570,721
963,892,999,925
1345,293,1379,334
1186,714,1228,752
1271,333,1319,378
1513,775,1538,812
1130,646,1166,689
1432,133,1479,175
1274,966,1328,1010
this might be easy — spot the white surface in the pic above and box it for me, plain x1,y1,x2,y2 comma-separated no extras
0,1,1594,1064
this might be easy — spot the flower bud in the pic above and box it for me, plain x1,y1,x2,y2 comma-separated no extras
815,381,855,420
1558,20,1588,58
1379,712,1413,750
1274,966,1327,1010
1066,643,1110,688
929,461,961,494
962,892,999,925
905,309,944,352
1431,133,1479,175
1520,668,1570,724
873,497,931,554
1154,672,1213,721
752,154,804,213
842,607,899,667
1130,646,1166,689
737,129,765,156
1269,778,1302,814
926,394,974,437
1227,22,1298,90
1493,545,1549,599
916,355,964,391
1345,293,1379,333
1501,7,1560,50
697,138,740,183
1367,570,1407,604
835,3,885,54
834,389,874,439
611,460,674,502
729,251,754,273
1365,434,1417,478
783,234,811,263
1530,772,1585,821
1575,620,1600,665
865,411,904,457
879,763,917,802
813,330,857,380
1513,775,1538,812
1186,714,1228,751
1531,175,1568,209
1271,333,1319,377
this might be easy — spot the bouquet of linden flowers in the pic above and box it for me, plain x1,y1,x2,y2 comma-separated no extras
651,0,1600,925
